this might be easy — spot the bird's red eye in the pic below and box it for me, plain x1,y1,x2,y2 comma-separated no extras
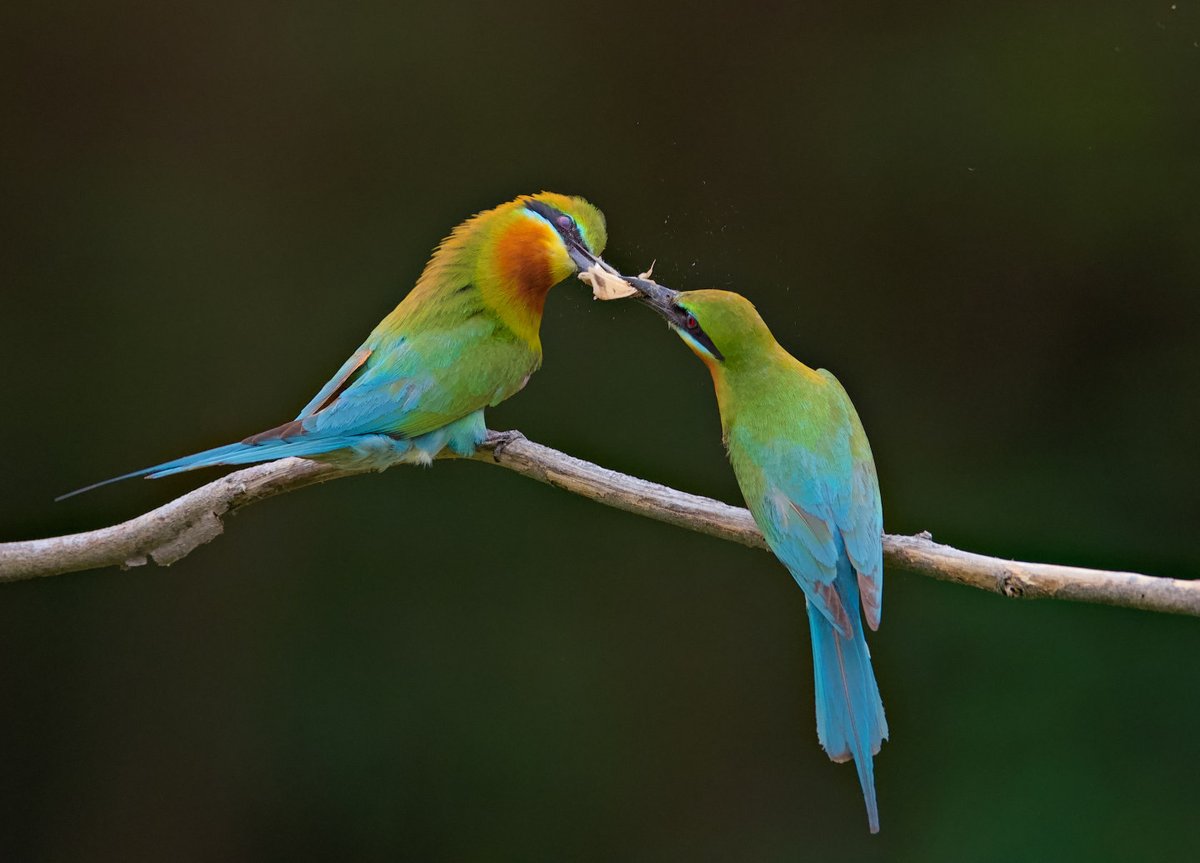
685,313,699,330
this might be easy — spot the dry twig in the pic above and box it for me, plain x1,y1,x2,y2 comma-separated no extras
1,431,1195,618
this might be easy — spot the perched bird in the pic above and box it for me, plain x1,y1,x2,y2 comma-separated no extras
633,280,887,832
61,192,610,498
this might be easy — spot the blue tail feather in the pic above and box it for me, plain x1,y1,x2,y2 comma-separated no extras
808,554,888,833
144,438,357,478
56,409,490,500
55,437,356,500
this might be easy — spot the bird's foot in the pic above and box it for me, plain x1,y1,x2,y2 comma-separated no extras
487,429,526,462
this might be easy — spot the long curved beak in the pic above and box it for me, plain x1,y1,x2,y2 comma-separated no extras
623,274,724,360
564,238,620,277
625,274,680,319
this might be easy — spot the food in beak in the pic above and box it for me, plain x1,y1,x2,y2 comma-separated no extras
579,263,641,301
578,261,667,302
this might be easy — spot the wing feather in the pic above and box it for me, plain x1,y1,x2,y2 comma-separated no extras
295,348,373,419
735,370,883,633
300,316,536,441
820,370,884,630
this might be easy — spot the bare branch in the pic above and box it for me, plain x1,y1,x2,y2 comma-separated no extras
2,431,1196,618
0,458,355,580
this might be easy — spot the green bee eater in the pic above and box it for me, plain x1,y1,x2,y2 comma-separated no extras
61,192,610,497
634,278,888,832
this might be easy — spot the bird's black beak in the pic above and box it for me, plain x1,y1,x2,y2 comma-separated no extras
625,274,725,361
563,238,610,274
626,275,681,320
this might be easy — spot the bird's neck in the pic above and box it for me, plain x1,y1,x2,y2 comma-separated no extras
474,214,573,346
709,346,823,437
401,210,571,349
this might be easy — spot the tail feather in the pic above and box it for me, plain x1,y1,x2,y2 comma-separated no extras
56,409,491,500
807,557,888,833
55,436,355,501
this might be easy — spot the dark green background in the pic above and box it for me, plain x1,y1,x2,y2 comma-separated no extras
2,2,1198,860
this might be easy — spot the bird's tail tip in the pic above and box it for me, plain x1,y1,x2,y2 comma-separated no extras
863,766,881,833
55,469,155,501
54,440,258,501
54,435,363,501
808,602,888,833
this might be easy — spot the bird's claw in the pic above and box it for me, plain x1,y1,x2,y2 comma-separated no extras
488,429,526,461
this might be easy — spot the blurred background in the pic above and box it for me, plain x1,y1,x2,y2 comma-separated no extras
2,1,1198,860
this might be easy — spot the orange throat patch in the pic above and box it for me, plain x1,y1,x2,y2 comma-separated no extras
494,218,559,317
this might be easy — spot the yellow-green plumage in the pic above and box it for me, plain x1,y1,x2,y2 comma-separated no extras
644,288,887,832
62,192,607,496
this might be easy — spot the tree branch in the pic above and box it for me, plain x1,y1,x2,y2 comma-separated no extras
2,431,1196,617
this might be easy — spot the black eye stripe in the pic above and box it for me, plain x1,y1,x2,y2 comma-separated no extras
524,199,559,222
525,200,584,245
671,306,725,361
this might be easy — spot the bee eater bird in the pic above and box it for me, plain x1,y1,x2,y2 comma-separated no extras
631,278,887,832
60,192,610,498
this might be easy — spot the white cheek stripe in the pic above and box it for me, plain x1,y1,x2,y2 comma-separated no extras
672,325,719,362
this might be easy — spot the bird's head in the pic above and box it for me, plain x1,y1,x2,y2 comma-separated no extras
471,191,608,296
422,192,609,339
518,191,609,272
631,281,775,368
